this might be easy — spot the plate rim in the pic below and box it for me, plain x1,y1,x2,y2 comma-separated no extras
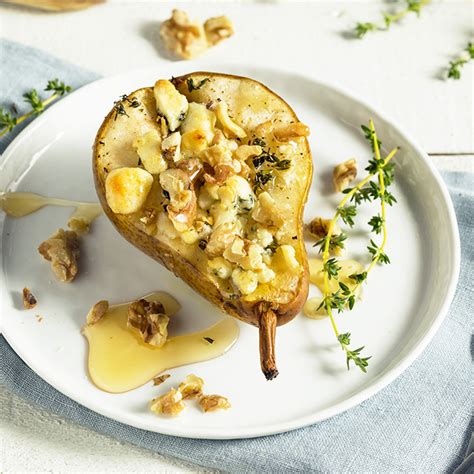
0,64,461,439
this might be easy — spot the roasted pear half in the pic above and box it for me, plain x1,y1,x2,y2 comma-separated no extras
93,73,312,379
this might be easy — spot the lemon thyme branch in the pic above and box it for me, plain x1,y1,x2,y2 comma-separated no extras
354,0,431,39
0,79,72,138
319,120,399,372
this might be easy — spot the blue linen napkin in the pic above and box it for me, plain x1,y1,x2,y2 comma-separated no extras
1,39,473,473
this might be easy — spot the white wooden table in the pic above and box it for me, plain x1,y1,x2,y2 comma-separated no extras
0,1,473,472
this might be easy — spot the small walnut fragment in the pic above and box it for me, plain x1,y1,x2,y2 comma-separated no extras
67,217,90,235
307,217,342,241
199,394,231,413
333,159,357,192
86,300,109,325
178,374,204,400
150,388,185,417
306,217,343,255
38,229,80,283
127,299,170,347
139,207,158,226
204,16,234,46
22,287,37,309
160,9,234,60
273,122,310,142
153,374,171,386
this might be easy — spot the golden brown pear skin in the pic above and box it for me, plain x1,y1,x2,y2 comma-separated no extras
93,72,312,380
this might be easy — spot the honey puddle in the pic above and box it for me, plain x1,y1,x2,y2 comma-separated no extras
0,191,102,229
82,291,240,393
308,258,365,294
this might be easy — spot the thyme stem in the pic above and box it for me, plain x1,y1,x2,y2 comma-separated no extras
321,120,398,370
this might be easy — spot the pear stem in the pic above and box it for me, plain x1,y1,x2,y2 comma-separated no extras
259,308,279,380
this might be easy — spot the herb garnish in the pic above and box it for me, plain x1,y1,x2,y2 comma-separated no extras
251,137,266,147
0,79,72,138
187,78,210,92
203,336,215,344
113,95,141,121
254,170,275,192
354,0,430,39
447,42,474,80
265,238,279,255
317,120,399,372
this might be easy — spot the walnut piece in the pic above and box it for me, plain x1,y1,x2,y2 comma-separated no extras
178,374,204,400
307,217,342,241
139,208,158,226
204,16,234,46
160,10,234,60
150,388,185,417
333,159,357,192
160,9,208,60
127,299,170,347
22,287,37,309
86,300,109,325
306,217,343,255
38,229,80,283
273,122,310,142
199,394,231,413
67,217,90,235
153,374,171,386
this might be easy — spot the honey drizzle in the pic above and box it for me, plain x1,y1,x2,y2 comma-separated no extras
0,191,102,233
82,291,239,393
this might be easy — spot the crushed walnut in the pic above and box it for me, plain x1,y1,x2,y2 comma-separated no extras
22,287,37,309
38,229,80,283
273,122,310,142
139,207,158,226
150,388,185,416
307,217,342,241
67,217,90,235
178,374,204,400
150,374,231,417
204,16,234,46
86,300,109,325
153,374,171,386
306,217,343,255
333,159,357,192
127,299,170,347
160,9,234,60
199,394,231,413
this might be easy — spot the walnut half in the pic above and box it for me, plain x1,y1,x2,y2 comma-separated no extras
127,299,170,347
38,229,80,283
160,10,234,60
333,159,357,192
160,9,208,60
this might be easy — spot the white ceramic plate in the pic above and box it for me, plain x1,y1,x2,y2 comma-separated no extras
0,65,460,439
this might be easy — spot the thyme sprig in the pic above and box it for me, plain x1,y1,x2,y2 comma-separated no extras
113,94,141,120
0,79,72,138
251,138,292,191
319,120,399,372
187,77,210,92
447,42,474,80
354,0,430,39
